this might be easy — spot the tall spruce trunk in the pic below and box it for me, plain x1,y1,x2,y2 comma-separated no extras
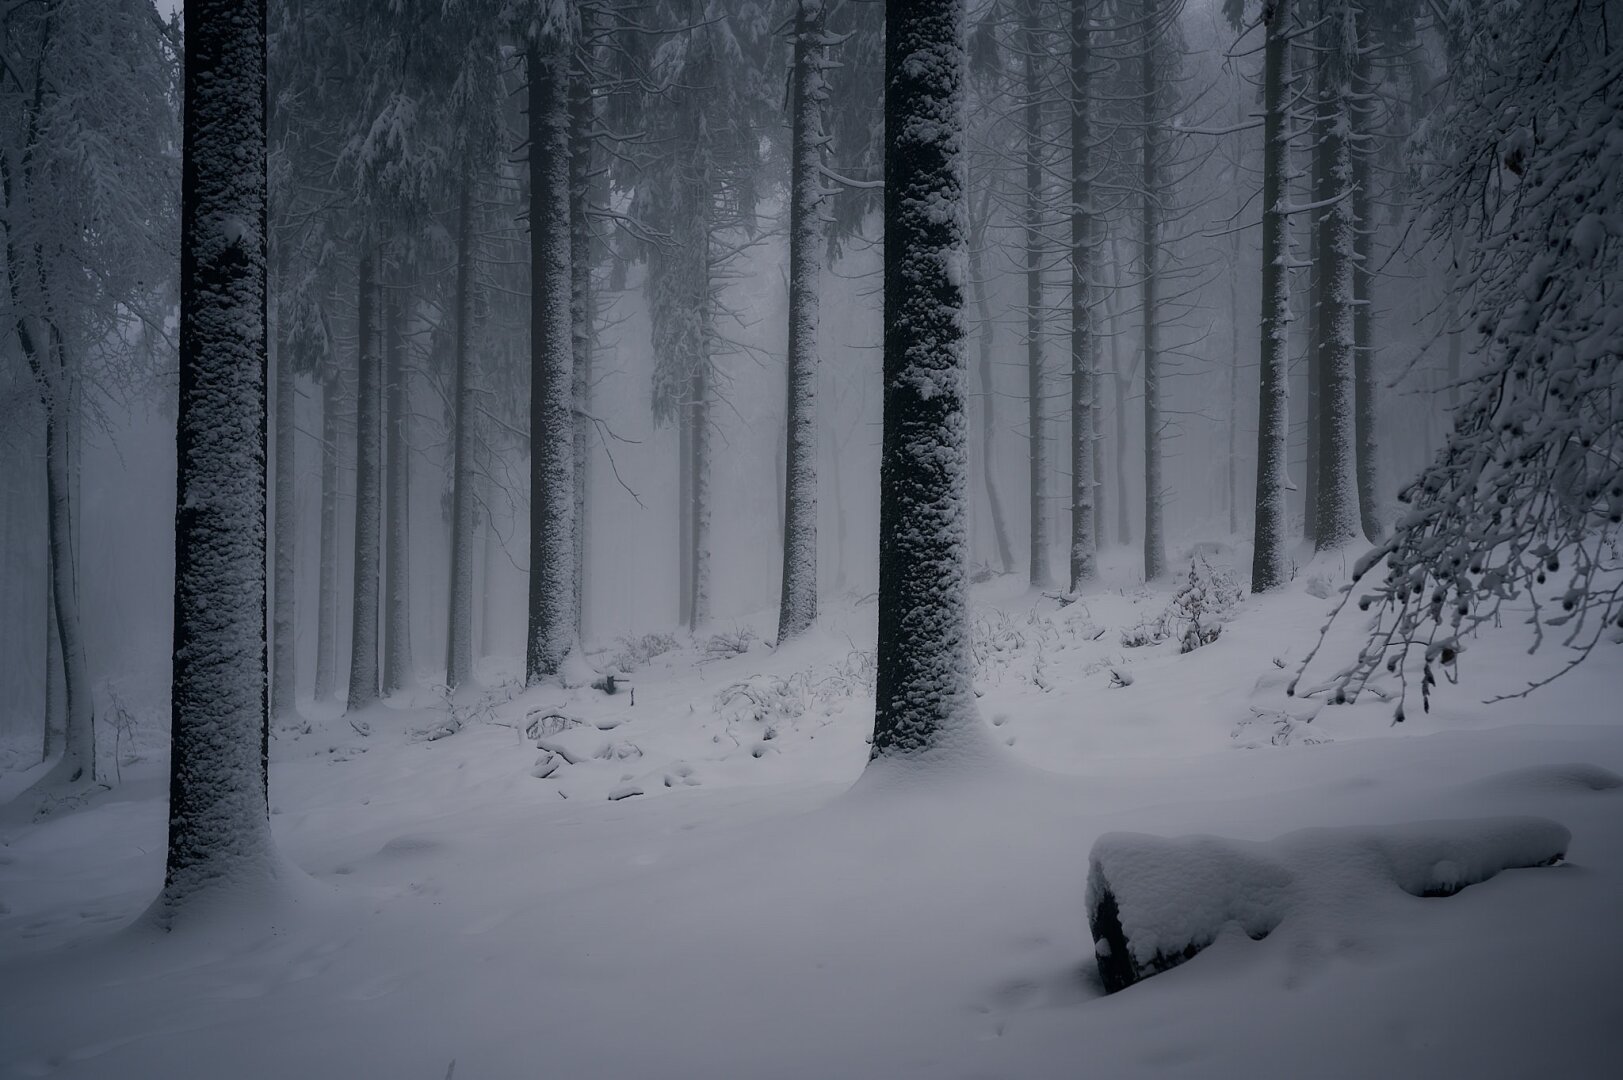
525,35,576,682
690,317,712,631
569,35,595,642
43,365,94,781
346,246,382,712
777,0,829,644
870,0,979,760
271,332,297,716
1251,0,1293,592
678,403,693,627
1312,57,1361,550
162,0,276,912
1024,0,1050,588
968,187,1016,572
1350,11,1380,543
1139,2,1166,581
1067,0,1097,591
445,173,477,691
313,362,340,701
381,265,412,694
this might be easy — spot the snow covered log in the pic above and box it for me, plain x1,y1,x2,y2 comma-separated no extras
1086,818,1570,993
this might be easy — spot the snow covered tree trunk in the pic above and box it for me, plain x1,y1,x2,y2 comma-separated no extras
1229,214,1242,537
1068,0,1097,591
1250,0,1293,593
43,363,94,781
163,0,276,911
1311,35,1361,552
1024,0,1050,589
968,188,1016,573
1139,0,1166,582
525,34,576,683
1350,12,1380,543
271,330,297,717
381,265,412,695
346,246,382,713
776,0,830,645
444,172,477,691
480,470,499,658
3,220,93,781
678,402,693,627
569,36,595,643
313,363,339,701
871,0,979,759
690,326,713,631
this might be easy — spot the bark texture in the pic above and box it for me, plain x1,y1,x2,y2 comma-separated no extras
346,247,381,712
526,35,576,682
163,0,276,911
1251,0,1293,592
871,0,979,759
777,0,830,644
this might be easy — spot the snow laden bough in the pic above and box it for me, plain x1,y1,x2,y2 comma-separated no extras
1085,818,1570,993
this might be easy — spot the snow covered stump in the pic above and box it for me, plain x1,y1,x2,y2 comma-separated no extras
1085,819,1571,993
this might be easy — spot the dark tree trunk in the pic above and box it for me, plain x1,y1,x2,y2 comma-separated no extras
1251,0,1293,592
162,0,276,913
445,171,477,691
968,186,1016,573
871,0,979,760
1068,0,1096,591
346,246,381,712
777,0,830,644
271,332,297,716
381,262,412,694
1024,0,1050,589
1140,0,1166,581
526,34,576,682
313,361,340,701
1350,10,1380,543
569,29,596,642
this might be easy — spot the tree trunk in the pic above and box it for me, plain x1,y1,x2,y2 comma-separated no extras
346,246,381,712
1024,0,1050,589
314,361,340,701
445,172,477,691
1067,0,1096,591
1350,10,1380,543
871,0,979,760
162,0,275,912
271,330,297,716
44,366,94,781
525,35,576,682
1251,0,1293,592
1312,41,1361,551
678,401,693,627
777,0,829,644
570,33,595,643
968,187,1016,573
381,262,412,694
689,338,712,631
1140,2,1166,581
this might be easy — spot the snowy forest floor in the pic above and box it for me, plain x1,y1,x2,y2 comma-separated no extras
3,544,1623,1079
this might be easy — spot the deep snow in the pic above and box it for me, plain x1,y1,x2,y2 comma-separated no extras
3,546,1622,1079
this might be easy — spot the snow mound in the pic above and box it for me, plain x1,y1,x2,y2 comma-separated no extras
1462,763,1623,796
1086,817,1570,992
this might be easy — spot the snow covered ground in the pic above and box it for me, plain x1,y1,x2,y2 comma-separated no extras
3,546,1622,1079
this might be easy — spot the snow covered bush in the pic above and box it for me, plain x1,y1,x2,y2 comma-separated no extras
1119,557,1241,653
1301,0,1623,718
608,631,679,673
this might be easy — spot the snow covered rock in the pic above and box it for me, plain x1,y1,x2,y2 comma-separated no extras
1086,817,1571,993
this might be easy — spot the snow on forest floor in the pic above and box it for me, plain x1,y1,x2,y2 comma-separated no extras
3,545,1623,1079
